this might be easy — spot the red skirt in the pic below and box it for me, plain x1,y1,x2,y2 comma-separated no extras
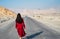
17,28,26,37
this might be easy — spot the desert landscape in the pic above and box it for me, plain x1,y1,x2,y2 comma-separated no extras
0,7,60,32
0,7,60,39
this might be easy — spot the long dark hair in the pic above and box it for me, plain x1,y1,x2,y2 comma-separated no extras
16,13,23,23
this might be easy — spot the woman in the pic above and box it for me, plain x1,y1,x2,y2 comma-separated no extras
16,13,26,39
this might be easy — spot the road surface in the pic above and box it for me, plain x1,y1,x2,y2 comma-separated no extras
0,16,60,39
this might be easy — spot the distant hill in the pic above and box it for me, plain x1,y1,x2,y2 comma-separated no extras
10,8,60,16
0,6,16,23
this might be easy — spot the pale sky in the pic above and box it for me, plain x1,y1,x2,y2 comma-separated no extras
0,0,60,9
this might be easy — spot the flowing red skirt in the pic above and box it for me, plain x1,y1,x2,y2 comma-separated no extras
17,28,26,37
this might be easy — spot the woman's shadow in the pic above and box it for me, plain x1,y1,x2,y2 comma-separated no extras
25,31,43,39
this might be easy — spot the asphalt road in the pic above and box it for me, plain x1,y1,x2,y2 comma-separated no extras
0,16,60,39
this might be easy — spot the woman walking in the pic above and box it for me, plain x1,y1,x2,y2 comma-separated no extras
15,13,26,39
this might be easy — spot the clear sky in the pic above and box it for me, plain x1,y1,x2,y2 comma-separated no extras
0,0,60,9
